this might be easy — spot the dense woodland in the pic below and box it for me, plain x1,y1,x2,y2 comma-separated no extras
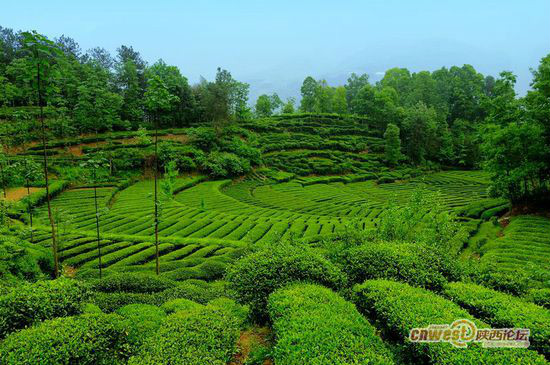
0,25,550,365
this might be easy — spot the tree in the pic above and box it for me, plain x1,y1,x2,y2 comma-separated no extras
18,157,42,242
21,30,62,278
345,73,369,113
401,102,438,163
282,97,296,114
482,122,547,203
255,93,282,117
300,76,318,112
81,155,109,278
145,75,179,275
255,94,273,117
146,59,194,127
75,62,122,133
332,86,348,115
384,123,402,166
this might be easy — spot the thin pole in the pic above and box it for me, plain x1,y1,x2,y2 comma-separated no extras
93,168,102,279
38,62,59,278
154,114,160,275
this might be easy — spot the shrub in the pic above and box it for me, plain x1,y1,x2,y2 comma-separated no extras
226,243,346,322
442,282,550,358
159,279,230,304
91,292,160,313
116,304,166,352
0,278,89,338
0,314,130,365
526,288,550,309
353,280,547,365
161,298,203,314
0,232,52,282
268,284,394,365
91,272,177,294
469,263,531,296
128,301,244,365
334,241,452,290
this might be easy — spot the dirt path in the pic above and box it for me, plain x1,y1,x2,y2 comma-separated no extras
229,327,273,365
3,187,41,201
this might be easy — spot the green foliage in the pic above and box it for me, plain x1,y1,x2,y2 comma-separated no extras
268,284,394,365
482,121,548,202
442,281,550,358
526,288,550,310
116,304,166,352
353,279,548,365
374,189,468,252
161,298,203,314
0,313,130,365
384,123,402,165
226,243,347,322
128,301,245,365
0,229,52,282
329,240,460,290
0,278,89,338
90,272,177,294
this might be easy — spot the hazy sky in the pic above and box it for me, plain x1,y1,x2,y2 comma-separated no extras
2,0,549,101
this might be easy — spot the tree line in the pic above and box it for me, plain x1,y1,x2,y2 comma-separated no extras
0,26,250,135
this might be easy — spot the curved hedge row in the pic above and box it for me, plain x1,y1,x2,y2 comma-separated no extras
526,288,550,310
226,243,347,322
0,278,88,338
128,300,245,365
334,241,458,290
90,272,177,294
442,282,550,358
353,280,548,365
0,313,130,365
268,284,394,365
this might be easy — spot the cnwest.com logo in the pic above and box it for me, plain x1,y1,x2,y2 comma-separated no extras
409,319,530,348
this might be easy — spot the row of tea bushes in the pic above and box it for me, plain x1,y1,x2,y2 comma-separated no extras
268,284,394,365
353,280,548,364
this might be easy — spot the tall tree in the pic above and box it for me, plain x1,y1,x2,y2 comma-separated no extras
145,75,179,275
300,76,318,112
384,123,402,166
21,30,62,277
81,155,109,278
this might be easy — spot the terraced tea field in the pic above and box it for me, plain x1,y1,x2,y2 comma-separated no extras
480,215,550,274
31,170,548,280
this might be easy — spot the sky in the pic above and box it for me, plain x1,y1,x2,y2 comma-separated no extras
2,0,549,102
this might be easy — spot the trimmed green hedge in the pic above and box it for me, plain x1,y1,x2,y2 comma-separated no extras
353,280,548,365
268,284,394,365
161,298,203,314
334,241,455,290
90,272,177,293
226,243,347,322
19,180,69,210
526,288,550,310
0,278,88,338
443,282,550,358
90,279,229,312
0,313,130,365
128,301,245,365
116,304,166,352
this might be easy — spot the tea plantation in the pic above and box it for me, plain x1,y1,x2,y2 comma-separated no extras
1,114,549,365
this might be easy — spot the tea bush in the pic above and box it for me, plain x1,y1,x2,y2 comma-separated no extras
268,284,394,365
353,280,547,364
0,278,89,338
226,243,347,322
0,314,130,365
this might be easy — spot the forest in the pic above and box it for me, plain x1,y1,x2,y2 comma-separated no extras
0,24,549,365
